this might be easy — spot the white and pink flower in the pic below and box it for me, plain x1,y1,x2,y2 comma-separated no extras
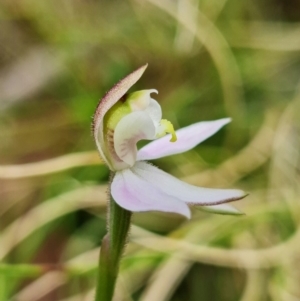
93,64,246,218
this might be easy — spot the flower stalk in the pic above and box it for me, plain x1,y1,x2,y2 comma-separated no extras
95,181,132,301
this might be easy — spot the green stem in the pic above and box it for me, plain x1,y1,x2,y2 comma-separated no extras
95,192,132,301
0,273,7,301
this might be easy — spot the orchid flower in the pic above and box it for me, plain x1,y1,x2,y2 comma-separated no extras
93,65,247,301
93,64,246,219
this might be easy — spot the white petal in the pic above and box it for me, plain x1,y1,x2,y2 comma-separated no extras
93,64,148,168
198,204,244,215
114,112,156,167
137,118,231,161
144,98,162,128
127,89,158,111
133,162,246,205
111,169,191,218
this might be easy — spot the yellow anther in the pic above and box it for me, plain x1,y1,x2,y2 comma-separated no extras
160,119,177,142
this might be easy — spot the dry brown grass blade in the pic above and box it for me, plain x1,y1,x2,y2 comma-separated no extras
132,221,300,270
135,0,246,124
14,248,100,301
0,151,101,179
0,185,107,260
228,21,300,51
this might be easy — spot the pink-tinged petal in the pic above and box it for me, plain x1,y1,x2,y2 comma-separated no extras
111,169,191,218
133,162,247,205
137,118,231,161
93,64,148,168
114,112,156,167
198,204,244,215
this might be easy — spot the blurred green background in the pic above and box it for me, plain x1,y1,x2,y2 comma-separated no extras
1,0,300,300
